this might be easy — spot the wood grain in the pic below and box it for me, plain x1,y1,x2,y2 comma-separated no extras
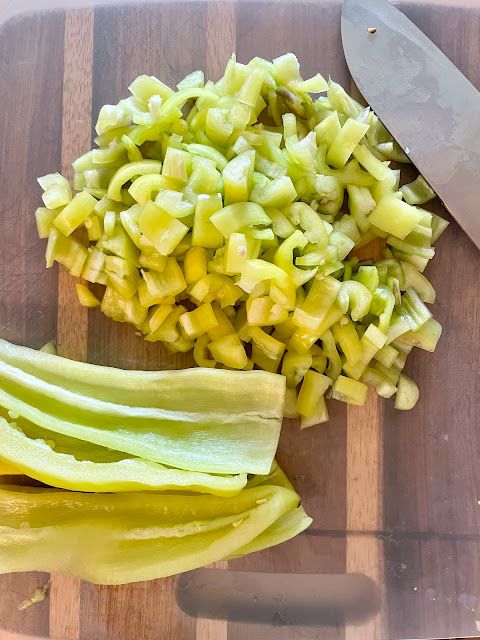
48,10,95,640
0,2,479,640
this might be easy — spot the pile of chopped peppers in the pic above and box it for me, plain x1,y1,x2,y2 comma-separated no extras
35,53,447,425
0,341,313,583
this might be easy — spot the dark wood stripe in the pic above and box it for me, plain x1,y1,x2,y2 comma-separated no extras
0,9,66,639
381,5,480,639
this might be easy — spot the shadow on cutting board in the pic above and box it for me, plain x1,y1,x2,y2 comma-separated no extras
176,569,380,626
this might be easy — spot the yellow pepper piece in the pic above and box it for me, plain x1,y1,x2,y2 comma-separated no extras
207,304,235,341
179,303,218,339
247,296,288,326
192,194,224,249
141,258,186,302
281,350,312,388
250,327,286,373
35,207,60,239
296,370,332,417
193,334,217,368
76,284,101,308
225,232,249,275
223,150,255,205
211,202,271,238
331,375,367,406
141,304,174,335
208,334,248,369
107,160,162,201
184,246,208,284
139,201,189,256
53,191,97,237
45,229,88,277
145,305,186,343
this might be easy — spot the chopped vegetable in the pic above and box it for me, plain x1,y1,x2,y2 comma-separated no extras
34,53,444,423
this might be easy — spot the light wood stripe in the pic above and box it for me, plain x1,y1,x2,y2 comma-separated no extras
206,1,236,81
196,5,235,637
345,392,385,640
49,9,94,640
55,7,94,363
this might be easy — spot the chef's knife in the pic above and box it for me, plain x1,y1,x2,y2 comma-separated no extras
341,0,480,250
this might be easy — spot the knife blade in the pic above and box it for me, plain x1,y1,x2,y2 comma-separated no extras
341,0,480,249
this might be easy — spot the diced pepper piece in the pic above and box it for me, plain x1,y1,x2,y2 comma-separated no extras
206,108,234,145
249,327,286,373
337,280,372,321
192,194,224,249
281,350,312,388
145,305,185,342
53,191,97,236
39,341,57,355
107,160,162,201
343,323,387,379
346,185,375,233
285,203,329,246
300,394,329,429
186,143,228,170
211,202,271,238
223,150,255,205
273,53,301,83
274,230,317,288
225,233,249,275
394,374,419,410
139,202,188,256
142,258,186,301
128,174,176,204
354,266,379,293
400,261,436,303
188,156,220,194
162,147,192,183
35,207,59,239
184,246,208,284
373,343,399,368
76,284,100,308
361,367,397,399
296,370,332,417
247,296,288,326
190,274,242,307
208,334,248,369
179,303,218,339
431,213,449,244
193,333,216,368
315,111,341,147
283,387,299,418
332,318,362,364
331,375,367,406
267,208,296,238
38,173,72,209
45,229,88,277
395,317,442,352
326,118,369,169
400,175,436,205
352,144,392,181
369,194,423,239
250,176,297,208
141,304,174,335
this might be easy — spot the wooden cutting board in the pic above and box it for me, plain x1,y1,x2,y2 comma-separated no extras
0,1,479,638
